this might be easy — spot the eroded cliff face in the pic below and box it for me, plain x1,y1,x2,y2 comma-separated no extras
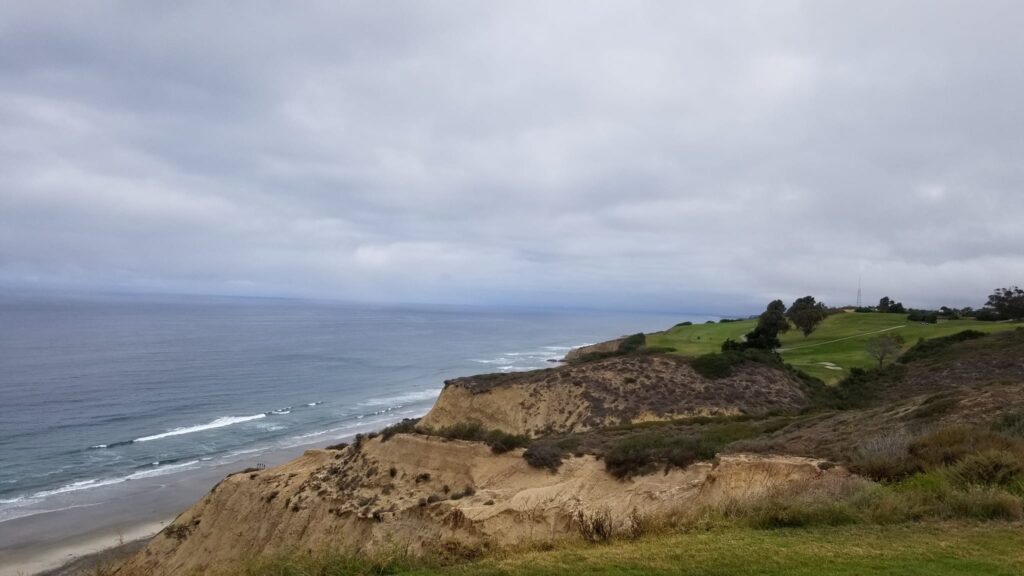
562,339,624,363
118,434,845,576
419,354,807,435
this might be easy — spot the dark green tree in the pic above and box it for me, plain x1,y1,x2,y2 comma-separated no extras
786,296,828,336
984,286,1024,320
877,296,905,313
742,299,790,350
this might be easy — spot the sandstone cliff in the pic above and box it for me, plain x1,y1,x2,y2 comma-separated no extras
118,433,845,575
419,354,806,435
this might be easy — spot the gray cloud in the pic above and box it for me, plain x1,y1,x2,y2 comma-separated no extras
1,1,1022,312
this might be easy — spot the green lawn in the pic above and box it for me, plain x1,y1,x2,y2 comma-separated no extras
401,524,1024,576
647,313,1021,383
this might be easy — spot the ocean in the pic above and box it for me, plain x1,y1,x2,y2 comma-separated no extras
0,292,697,526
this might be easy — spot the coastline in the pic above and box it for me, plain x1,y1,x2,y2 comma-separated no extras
0,429,377,576
11,522,163,576
37,538,150,576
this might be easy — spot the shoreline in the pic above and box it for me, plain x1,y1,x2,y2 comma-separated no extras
13,522,164,576
0,425,390,576
37,538,150,576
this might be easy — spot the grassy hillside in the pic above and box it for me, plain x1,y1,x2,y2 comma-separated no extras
244,524,1024,576
648,313,1021,382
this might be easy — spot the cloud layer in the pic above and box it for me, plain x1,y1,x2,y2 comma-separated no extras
2,1,1022,312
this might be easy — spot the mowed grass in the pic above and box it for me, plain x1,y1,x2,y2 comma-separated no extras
648,313,1021,383
345,524,1024,576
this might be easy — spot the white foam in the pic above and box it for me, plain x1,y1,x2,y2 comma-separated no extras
125,460,200,480
357,388,441,408
225,447,264,458
133,414,266,443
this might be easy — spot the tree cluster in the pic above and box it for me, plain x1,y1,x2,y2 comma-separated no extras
907,309,939,324
982,286,1024,321
877,296,906,313
786,296,828,336
723,295,834,352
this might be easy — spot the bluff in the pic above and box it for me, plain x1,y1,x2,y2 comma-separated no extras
117,433,844,575
419,353,807,435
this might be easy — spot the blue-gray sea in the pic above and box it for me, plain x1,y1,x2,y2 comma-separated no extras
0,292,697,525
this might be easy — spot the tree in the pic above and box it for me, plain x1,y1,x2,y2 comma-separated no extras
786,296,828,336
865,333,905,367
877,296,905,313
742,299,790,350
984,286,1024,321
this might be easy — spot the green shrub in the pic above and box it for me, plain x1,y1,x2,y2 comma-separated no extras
852,487,920,524
826,365,906,409
433,422,530,454
689,353,739,378
486,430,531,453
241,549,413,575
895,471,953,499
909,426,1021,468
380,418,420,441
555,435,582,452
164,522,192,542
604,431,715,478
899,330,987,363
618,333,647,353
436,422,485,439
747,500,858,529
946,450,1024,490
908,393,959,420
994,412,1024,438
523,442,565,471
692,348,784,380
947,488,1023,520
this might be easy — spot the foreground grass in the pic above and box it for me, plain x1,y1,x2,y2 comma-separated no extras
648,313,1020,383
244,524,1024,576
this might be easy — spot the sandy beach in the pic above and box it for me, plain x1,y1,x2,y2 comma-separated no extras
0,440,339,576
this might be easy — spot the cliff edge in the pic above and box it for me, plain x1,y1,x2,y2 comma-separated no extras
118,433,844,575
419,353,807,435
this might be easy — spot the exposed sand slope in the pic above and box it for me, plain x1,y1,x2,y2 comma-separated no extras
118,434,844,576
420,354,807,435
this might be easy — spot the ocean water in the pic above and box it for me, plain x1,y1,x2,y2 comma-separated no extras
0,293,696,524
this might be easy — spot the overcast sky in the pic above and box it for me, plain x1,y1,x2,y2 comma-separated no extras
1,2,1022,313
